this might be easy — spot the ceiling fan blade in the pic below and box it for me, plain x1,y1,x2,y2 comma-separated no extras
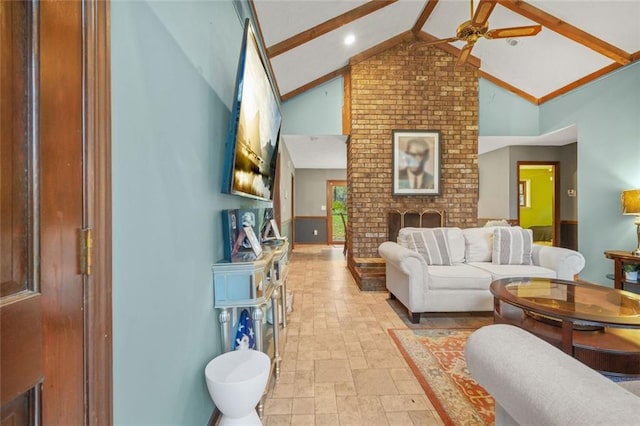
485,25,542,39
470,0,496,28
455,43,474,68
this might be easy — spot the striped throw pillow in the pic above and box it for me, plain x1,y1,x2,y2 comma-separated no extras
407,228,452,266
492,227,533,265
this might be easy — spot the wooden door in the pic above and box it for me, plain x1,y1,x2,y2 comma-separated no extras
1,2,43,422
1,1,112,424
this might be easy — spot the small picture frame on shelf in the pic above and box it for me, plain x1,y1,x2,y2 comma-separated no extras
270,219,282,239
244,226,263,258
262,218,286,245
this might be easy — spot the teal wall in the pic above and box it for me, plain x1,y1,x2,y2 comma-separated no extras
478,78,539,136
478,64,640,283
281,77,344,135
539,63,640,284
112,1,271,424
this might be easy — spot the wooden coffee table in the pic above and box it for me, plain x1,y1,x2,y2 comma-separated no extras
491,277,640,376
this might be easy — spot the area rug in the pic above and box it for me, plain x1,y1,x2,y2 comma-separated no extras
389,327,494,426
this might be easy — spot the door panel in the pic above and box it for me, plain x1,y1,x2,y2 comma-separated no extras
1,294,42,405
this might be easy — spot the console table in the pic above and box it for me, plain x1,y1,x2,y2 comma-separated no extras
212,240,289,416
604,250,640,291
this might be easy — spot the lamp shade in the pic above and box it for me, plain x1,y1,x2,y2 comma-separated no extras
622,189,640,215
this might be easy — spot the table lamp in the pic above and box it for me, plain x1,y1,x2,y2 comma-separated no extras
621,189,640,256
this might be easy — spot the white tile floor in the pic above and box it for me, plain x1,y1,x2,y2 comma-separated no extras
262,245,445,426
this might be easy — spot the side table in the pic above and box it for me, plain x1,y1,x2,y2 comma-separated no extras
604,250,640,290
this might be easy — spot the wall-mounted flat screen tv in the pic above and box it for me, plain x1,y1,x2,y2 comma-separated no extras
222,18,282,202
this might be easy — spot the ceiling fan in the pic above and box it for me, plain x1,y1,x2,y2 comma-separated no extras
418,0,542,68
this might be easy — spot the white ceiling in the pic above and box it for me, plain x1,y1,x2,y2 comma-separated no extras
253,0,640,168
283,134,348,169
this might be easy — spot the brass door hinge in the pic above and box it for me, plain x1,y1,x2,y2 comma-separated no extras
80,228,93,275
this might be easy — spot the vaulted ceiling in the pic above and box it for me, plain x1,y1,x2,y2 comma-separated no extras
251,0,640,168
252,0,640,104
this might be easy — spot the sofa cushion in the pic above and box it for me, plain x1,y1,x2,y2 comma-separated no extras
468,262,556,280
483,219,511,227
407,229,452,265
492,227,533,265
428,264,493,290
462,227,496,262
398,227,465,263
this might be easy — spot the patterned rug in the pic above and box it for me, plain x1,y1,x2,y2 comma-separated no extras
389,327,495,426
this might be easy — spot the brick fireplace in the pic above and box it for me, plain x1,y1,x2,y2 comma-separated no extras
346,41,479,289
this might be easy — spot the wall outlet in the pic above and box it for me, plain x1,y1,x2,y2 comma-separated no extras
313,230,318,236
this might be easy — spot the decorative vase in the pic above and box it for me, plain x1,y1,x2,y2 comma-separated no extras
625,271,639,282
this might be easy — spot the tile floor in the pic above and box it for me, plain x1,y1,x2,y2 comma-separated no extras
261,245,446,425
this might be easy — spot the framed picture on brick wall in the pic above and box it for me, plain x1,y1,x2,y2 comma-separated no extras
392,130,441,195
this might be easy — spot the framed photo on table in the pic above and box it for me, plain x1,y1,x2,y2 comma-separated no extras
392,130,441,195
243,226,263,258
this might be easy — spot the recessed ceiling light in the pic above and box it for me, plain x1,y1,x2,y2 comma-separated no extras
506,38,518,46
344,34,356,46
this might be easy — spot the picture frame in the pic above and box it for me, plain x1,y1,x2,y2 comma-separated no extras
519,181,526,207
392,130,441,195
243,226,263,258
262,218,283,240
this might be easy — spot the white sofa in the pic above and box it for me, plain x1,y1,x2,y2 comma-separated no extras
378,226,585,323
465,324,640,425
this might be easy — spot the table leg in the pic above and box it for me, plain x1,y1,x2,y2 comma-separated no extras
493,297,502,323
219,308,231,353
614,258,624,290
252,307,264,352
271,287,281,381
280,281,287,328
561,319,574,355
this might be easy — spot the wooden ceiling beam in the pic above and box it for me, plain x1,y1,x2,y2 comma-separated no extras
498,0,632,65
538,62,624,104
349,31,414,66
479,71,539,104
281,66,350,102
267,0,397,58
412,0,439,34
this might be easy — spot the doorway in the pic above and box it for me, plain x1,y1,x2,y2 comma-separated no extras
517,162,560,246
327,180,347,245
291,174,295,249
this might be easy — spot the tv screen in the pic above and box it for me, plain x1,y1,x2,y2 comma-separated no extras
222,18,282,202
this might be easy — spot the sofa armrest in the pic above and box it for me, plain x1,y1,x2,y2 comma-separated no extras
378,241,428,275
465,324,640,426
378,241,430,313
532,245,585,280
